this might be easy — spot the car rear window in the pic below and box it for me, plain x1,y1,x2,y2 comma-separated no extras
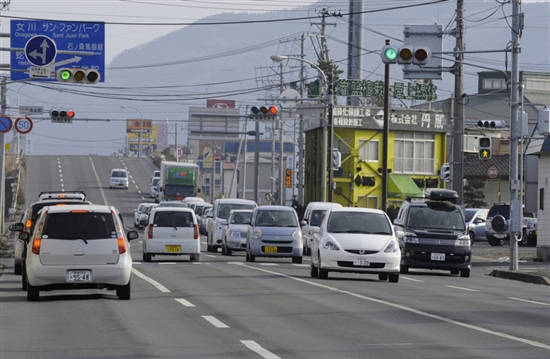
111,171,127,178
41,212,116,240
489,205,509,218
154,211,194,227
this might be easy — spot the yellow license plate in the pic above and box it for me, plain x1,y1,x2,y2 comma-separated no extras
166,245,181,253
264,246,277,253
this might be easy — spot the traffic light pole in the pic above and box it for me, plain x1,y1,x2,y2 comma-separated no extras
327,69,334,202
381,44,390,212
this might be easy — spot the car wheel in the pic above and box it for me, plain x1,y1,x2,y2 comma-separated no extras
220,244,226,255
460,268,470,278
14,262,21,275
317,254,328,279
292,256,303,264
469,231,475,245
487,236,501,246
378,274,388,281
117,281,131,300
144,253,152,262
310,263,318,278
27,280,39,302
400,266,409,274
226,247,232,256
190,254,200,262
388,273,399,283
21,265,27,291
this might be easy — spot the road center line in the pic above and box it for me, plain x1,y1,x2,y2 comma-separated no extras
88,157,109,206
240,340,281,359
202,315,229,328
446,285,479,292
175,298,196,307
239,264,550,351
131,268,171,293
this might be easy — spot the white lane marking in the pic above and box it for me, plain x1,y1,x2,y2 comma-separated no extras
260,263,279,266
175,298,196,307
159,262,178,265
446,285,479,292
202,315,229,328
241,340,281,359
240,264,550,351
88,157,109,206
401,276,424,282
131,268,171,293
508,297,550,306
292,264,309,267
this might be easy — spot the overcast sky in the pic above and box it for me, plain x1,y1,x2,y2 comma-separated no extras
0,0,320,64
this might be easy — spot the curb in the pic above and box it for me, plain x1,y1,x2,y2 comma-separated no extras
487,269,550,286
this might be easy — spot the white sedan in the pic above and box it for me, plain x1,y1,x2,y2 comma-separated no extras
310,207,403,282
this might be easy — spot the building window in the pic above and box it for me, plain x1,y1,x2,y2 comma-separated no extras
540,188,544,210
483,78,506,90
359,140,379,162
526,79,550,91
334,138,351,154
394,132,435,174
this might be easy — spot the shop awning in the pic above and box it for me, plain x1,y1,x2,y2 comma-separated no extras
388,174,422,198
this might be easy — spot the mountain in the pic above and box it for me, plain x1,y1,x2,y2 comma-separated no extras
8,1,549,156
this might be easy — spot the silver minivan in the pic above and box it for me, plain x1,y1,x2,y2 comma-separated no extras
109,169,129,189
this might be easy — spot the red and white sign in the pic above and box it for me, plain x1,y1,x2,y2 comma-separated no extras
15,117,33,134
206,99,236,108
487,165,499,179
214,152,222,161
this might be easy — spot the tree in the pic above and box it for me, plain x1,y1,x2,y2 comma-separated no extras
463,179,487,208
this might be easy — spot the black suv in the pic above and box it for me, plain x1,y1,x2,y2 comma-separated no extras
393,189,471,277
486,203,538,247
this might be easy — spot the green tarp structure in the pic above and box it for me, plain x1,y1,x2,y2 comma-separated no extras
388,174,422,198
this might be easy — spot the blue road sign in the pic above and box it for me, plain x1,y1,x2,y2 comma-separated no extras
10,20,105,82
25,35,57,66
0,116,13,133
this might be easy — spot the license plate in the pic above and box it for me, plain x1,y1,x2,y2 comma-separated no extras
67,270,92,282
353,258,370,266
166,245,181,253
264,246,277,253
495,233,507,238
431,253,445,261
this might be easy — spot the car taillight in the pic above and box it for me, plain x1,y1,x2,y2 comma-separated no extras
32,237,41,254
148,224,153,238
25,219,32,232
117,236,126,254
194,224,199,239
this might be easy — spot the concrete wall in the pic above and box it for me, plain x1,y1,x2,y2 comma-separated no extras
536,153,550,261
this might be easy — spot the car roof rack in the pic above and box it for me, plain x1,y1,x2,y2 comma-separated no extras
38,190,86,199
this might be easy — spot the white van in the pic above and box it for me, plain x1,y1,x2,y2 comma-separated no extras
142,207,200,262
300,202,342,255
109,169,129,189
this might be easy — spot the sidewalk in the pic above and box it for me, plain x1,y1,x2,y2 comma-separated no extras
472,254,550,286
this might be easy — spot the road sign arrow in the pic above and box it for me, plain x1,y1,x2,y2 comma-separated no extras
49,56,82,68
28,39,50,64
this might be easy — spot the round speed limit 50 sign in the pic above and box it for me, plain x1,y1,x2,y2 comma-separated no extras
15,117,33,134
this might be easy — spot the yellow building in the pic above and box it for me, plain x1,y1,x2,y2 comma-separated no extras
301,105,448,210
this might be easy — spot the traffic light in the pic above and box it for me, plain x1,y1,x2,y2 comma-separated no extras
50,108,75,123
250,105,279,120
381,45,431,65
478,137,492,160
285,169,292,188
354,175,375,187
440,163,451,181
56,68,101,84
331,149,341,170
477,120,506,128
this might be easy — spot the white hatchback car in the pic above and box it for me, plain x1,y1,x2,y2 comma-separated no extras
310,207,403,282
19,204,139,301
143,207,200,262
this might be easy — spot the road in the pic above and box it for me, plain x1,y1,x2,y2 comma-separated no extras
1,155,549,359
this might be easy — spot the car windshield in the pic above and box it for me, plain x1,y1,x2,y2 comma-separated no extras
164,185,196,197
407,207,466,231
327,212,392,234
112,171,126,178
41,212,116,240
464,210,477,222
309,210,326,226
230,212,252,224
254,210,297,227
152,178,160,186
217,204,256,218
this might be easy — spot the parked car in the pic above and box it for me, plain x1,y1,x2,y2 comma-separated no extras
310,207,402,282
464,208,489,244
109,168,129,189
221,209,253,256
485,203,537,246
245,205,303,263
142,207,200,262
300,201,342,256
393,189,471,277
521,211,537,247
17,204,139,301
206,198,257,253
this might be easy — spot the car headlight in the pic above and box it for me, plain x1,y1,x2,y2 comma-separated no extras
403,232,418,243
322,239,339,251
228,230,241,238
292,230,302,241
253,229,262,240
455,234,471,247
384,241,399,253
527,222,535,230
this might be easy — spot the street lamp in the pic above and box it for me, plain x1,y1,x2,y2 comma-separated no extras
270,55,334,202
121,105,143,158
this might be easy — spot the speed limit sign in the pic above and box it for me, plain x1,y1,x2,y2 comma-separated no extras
15,117,33,134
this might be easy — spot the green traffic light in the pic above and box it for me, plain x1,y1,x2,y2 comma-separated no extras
384,47,398,61
60,70,71,81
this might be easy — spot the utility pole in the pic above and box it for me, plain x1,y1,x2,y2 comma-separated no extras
451,0,465,205
0,77,6,233
297,34,305,206
347,0,363,106
279,62,285,205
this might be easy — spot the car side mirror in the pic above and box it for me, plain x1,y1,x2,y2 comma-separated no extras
395,229,405,239
19,232,30,241
127,231,139,241
244,218,251,225
10,222,24,232
393,218,404,227
300,220,307,227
